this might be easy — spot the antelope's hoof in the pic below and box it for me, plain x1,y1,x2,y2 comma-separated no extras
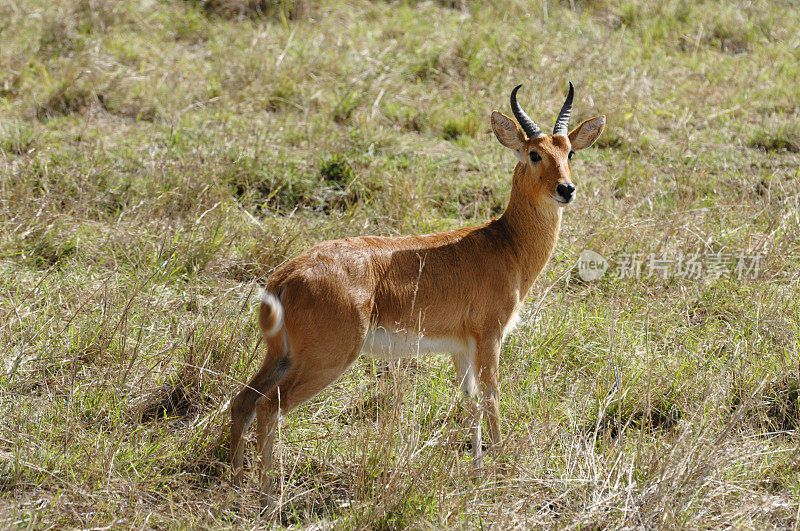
231,468,244,488
259,492,277,514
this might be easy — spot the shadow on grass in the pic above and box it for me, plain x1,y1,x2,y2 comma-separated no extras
731,376,799,433
586,397,684,440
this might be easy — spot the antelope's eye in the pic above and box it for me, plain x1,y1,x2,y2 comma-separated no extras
529,151,541,163
568,150,575,160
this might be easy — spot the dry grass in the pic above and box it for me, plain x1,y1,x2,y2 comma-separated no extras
1,0,799,528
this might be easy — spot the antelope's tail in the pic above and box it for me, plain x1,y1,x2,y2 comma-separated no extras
254,287,291,390
257,287,284,338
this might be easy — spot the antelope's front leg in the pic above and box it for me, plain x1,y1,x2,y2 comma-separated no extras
451,352,481,462
477,335,502,448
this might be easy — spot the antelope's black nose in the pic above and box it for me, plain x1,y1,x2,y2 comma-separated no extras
556,183,575,202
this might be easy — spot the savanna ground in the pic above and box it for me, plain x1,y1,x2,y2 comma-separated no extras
1,0,799,528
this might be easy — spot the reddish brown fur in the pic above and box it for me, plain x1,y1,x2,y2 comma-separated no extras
229,100,605,507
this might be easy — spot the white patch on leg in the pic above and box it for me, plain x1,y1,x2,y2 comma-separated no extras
451,344,481,459
502,304,524,339
451,344,478,398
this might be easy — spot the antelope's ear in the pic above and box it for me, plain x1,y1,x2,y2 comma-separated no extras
491,111,527,152
568,115,605,151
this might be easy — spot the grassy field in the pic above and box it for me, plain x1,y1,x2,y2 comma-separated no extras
1,0,799,527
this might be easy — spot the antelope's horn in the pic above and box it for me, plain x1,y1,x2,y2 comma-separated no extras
553,81,574,136
510,84,542,140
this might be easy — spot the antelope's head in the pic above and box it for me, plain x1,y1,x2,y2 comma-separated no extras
491,83,605,208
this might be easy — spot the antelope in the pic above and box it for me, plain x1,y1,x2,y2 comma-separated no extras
230,82,605,505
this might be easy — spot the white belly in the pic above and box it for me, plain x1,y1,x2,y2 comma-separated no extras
361,326,471,361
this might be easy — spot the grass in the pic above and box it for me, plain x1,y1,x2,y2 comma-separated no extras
1,0,799,527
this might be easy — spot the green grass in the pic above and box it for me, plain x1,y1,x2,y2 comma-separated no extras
1,0,799,527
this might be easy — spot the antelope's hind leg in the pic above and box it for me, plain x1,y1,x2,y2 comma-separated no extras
230,340,290,487
229,382,265,486
255,391,280,511
251,350,362,511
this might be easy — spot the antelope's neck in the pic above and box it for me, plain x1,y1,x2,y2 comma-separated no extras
498,167,563,298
